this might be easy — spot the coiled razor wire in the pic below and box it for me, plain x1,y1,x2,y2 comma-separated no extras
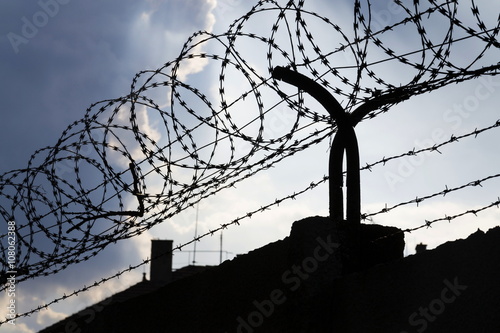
1,0,499,291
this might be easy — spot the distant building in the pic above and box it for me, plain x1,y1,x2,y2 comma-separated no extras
39,239,212,333
38,219,500,332
415,242,427,254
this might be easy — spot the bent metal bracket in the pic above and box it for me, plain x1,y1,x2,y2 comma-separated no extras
272,66,412,225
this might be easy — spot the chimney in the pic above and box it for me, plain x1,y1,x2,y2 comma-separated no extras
415,243,427,254
150,240,173,284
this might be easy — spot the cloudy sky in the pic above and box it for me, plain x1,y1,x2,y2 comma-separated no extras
0,0,499,331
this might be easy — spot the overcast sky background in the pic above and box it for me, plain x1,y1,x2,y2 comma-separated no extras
0,0,499,332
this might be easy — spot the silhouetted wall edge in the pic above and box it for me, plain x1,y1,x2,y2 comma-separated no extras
39,217,500,333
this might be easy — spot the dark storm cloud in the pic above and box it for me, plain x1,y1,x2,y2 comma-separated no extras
0,1,217,331
1,1,139,170
0,0,214,170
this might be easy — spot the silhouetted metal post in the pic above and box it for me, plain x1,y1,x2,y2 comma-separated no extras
272,66,410,272
272,66,360,225
272,66,361,272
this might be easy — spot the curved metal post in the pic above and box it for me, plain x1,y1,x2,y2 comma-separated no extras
272,66,360,225
329,125,360,224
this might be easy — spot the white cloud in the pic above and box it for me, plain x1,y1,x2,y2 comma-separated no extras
127,0,217,81
1,323,34,333
36,306,67,327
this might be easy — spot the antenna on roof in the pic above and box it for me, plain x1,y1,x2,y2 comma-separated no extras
192,203,199,265
220,231,223,264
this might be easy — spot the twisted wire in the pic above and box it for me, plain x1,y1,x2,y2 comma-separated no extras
2,116,500,323
0,0,499,324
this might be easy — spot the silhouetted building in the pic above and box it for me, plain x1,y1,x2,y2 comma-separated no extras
415,242,427,254
39,239,212,333
39,218,500,332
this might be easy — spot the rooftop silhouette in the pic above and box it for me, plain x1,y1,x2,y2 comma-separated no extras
39,217,500,332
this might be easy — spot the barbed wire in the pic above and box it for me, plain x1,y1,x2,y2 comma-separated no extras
2,114,500,324
364,173,500,219
2,96,500,325
1,0,499,325
367,196,500,245
3,175,500,324
4,163,500,323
